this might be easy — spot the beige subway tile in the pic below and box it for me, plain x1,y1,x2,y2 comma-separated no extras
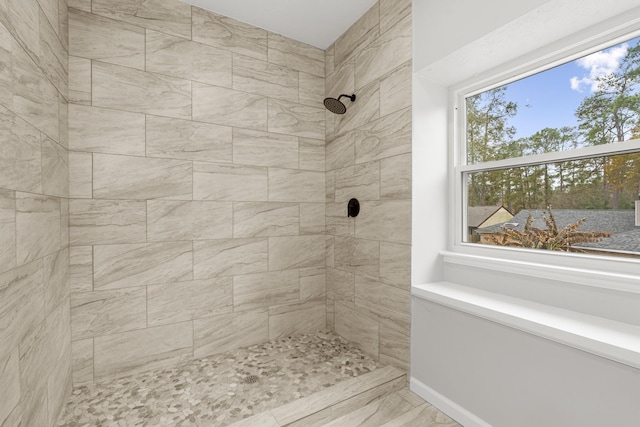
269,168,324,202
0,349,20,424
327,298,335,329
325,43,335,76
146,115,233,163
325,202,355,237
1,0,39,75
233,270,299,311
69,9,145,70
327,267,356,307
146,29,233,87
269,235,325,270
300,266,326,301
68,56,91,104
0,105,42,194
19,320,55,427
71,286,146,340
94,241,193,290
300,202,325,235
0,261,44,363
92,61,191,119
68,151,92,198
69,199,147,245
326,170,336,203
355,14,412,89
233,202,299,238
58,94,68,149
299,138,325,171
330,378,407,422
355,107,411,164
268,300,326,339
69,245,92,292
355,200,411,244
380,0,411,34
268,98,325,140
39,8,68,97
16,193,60,265
68,0,90,11
380,61,412,117
326,236,335,268
0,190,16,274
43,247,69,316
379,321,409,371
58,0,69,52
93,153,192,200
193,238,268,279
335,161,380,203
192,7,267,61
94,322,193,382
193,83,267,130
92,0,191,39
299,72,324,109
379,242,410,289
335,302,379,357
71,338,93,386
334,236,380,280
41,137,68,198
0,24,13,110
12,36,59,140
355,277,410,331
380,154,411,201
335,79,379,135
69,104,145,156
268,33,324,77
232,128,298,168
335,4,379,66
147,200,233,241
194,310,268,358
60,197,69,250
147,278,233,327
193,162,268,201
38,0,59,30
326,131,355,171
326,59,355,106
233,54,299,102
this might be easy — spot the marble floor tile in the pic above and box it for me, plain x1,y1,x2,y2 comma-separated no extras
58,331,381,427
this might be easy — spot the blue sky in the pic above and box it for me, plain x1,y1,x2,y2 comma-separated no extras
503,37,640,139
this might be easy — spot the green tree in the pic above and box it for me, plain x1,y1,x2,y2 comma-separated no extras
576,42,640,208
466,87,518,206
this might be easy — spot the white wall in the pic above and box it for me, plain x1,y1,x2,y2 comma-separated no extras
411,1,640,425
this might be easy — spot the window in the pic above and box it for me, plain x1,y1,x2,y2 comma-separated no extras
458,33,640,258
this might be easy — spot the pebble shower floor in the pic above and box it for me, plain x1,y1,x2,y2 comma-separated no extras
57,331,381,426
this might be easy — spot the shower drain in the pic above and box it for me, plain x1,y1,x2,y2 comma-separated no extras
244,375,260,384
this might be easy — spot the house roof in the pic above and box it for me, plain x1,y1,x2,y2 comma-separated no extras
477,209,639,253
477,209,636,234
467,206,512,228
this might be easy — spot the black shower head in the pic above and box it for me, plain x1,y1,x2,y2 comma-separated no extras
323,94,356,114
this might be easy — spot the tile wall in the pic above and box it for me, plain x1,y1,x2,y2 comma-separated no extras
67,0,327,385
0,0,72,425
325,0,413,370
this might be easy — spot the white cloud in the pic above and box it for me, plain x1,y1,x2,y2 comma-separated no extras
570,43,628,92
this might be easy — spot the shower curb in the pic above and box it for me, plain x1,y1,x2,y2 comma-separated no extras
227,365,406,427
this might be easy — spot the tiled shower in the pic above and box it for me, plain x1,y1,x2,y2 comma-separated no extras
0,0,412,424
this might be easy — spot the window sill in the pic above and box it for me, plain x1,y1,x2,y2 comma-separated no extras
412,281,640,370
442,249,640,295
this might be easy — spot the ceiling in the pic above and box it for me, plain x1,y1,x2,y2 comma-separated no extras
182,0,378,49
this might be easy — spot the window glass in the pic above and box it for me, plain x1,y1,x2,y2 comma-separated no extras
463,35,640,257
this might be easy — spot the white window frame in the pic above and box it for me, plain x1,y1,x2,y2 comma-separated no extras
447,26,640,293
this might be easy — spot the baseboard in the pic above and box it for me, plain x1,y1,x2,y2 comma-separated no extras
410,377,492,427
